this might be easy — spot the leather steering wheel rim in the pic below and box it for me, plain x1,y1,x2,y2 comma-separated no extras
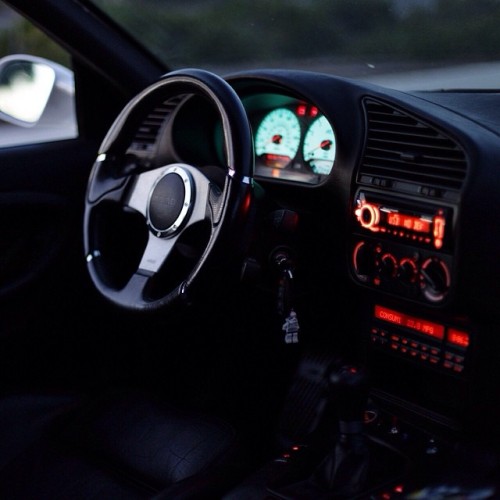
83,69,254,311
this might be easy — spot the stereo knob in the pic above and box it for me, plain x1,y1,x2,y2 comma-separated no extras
420,257,450,302
357,203,380,230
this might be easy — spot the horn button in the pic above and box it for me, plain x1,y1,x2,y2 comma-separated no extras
147,167,193,237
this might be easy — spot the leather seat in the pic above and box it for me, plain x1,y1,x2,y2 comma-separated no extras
0,391,241,499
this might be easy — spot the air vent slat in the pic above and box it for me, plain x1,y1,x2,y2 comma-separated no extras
366,141,460,153
362,165,465,187
370,131,439,142
128,98,182,156
366,145,466,161
359,99,468,195
364,157,467,176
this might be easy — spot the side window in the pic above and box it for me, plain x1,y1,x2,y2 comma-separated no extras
0,2,77,146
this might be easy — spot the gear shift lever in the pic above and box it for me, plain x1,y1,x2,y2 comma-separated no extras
332,365,368,428
312,364,370,496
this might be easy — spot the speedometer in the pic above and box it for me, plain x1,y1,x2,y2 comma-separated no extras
255,108,301,169
302,115,336,175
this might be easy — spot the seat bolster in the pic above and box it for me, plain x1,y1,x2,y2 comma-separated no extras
0,393,80,469
58,392,239,489
0,391,241,498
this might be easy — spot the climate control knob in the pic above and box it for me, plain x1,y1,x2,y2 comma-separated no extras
353,241,376,282
420,257,450,302
398,258,418,284
378,253,397,279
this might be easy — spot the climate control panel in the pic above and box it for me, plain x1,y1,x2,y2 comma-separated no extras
352,239,452,303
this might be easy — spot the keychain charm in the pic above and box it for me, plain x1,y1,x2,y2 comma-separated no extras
273,248,300,344
282,309,300,344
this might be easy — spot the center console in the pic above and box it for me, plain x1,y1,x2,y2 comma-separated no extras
223,190,499,498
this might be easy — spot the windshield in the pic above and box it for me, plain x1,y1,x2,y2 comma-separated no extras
92,0,500,91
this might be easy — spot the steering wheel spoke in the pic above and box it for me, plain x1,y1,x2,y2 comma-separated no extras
125,167,167,217
186,168,215,227
116,272,152,309
87,176,130,207
138,232,178,274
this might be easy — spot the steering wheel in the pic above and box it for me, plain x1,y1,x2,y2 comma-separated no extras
83,69,254,311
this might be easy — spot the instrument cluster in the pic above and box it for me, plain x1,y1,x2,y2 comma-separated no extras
246,94,336,184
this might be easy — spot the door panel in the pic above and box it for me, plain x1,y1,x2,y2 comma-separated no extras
0,139,101,392
0,192,68,298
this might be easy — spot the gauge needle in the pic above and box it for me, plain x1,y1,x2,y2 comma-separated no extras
307,139,332,154
268,134,283,145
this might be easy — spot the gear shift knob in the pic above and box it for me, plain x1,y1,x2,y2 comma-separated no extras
329,365,368,428
312,365,370,495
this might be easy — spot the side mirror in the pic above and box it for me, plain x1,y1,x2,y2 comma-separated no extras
0,54,74,127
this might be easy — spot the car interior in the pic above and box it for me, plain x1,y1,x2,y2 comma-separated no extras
0,0,500,499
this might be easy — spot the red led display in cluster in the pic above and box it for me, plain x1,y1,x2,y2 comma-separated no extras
296,104,307,116
296,104,319,117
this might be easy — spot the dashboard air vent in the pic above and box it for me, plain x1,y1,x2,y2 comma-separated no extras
128,97,181,157
359,98,468,197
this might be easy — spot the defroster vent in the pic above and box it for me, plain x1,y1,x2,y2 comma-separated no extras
359,98,468,199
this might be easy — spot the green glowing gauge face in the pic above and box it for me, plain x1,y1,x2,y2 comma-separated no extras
255,108,301,168
302,115,336,175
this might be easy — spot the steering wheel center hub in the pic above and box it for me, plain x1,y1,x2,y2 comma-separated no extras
147,166,193,237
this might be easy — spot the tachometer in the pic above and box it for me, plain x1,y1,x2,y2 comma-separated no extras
255,108,301,169
302,115,336,175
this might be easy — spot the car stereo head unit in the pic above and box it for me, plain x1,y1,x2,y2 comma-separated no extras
354,191,451,251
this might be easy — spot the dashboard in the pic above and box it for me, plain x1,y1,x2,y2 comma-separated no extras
128,69,500,328
128,68,500,349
